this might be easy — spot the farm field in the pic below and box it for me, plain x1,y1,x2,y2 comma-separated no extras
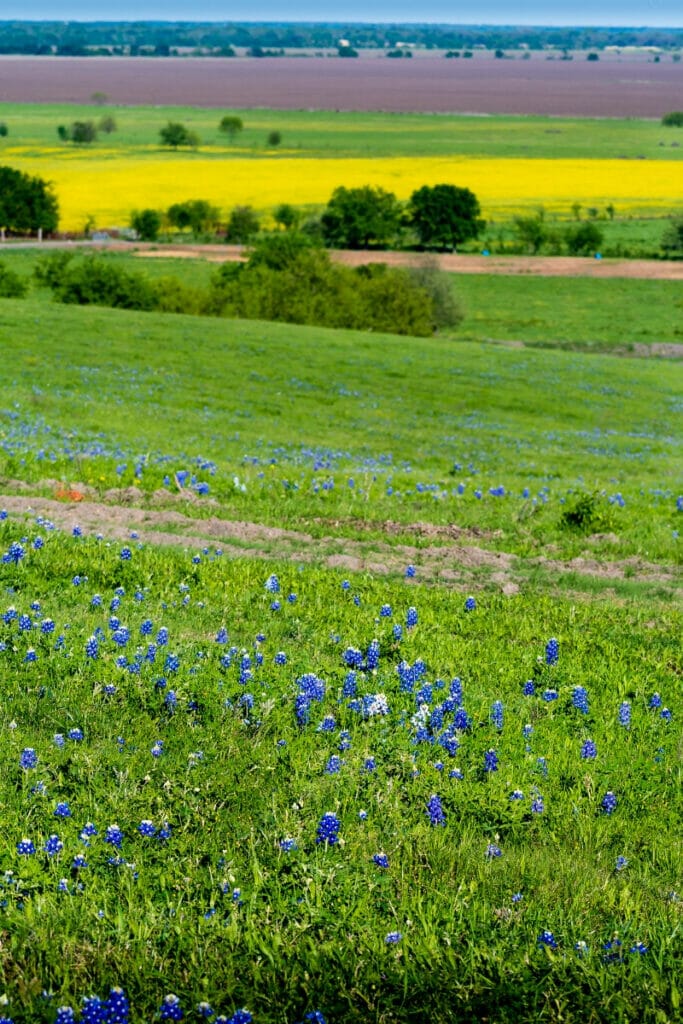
1,52,683,116
1,103,682,231
0,293,681,1022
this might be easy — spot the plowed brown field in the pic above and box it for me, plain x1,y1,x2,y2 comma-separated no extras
1,53,682,116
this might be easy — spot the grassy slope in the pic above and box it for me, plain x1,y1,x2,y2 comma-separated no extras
0,295,681,563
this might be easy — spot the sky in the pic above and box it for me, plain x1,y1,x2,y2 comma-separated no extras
5,3,683,27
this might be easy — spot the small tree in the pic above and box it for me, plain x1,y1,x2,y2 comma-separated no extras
91,91,108,105
513,213,548,254
661,111,683,126
167,200,220,237
0,123,8,138
57,125,70,142
273,203,300,231
160,122,200,149
565,221,603,255
409,184,483,251
131,208,162,242
0,165,59,237
226,205,260,244
98,115,117,135
267,130,282,147
321,185,402,250
661,219,683,254
219,115,244,141
70,120,97,144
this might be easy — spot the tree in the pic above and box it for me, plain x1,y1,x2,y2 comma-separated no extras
267,130,282,147
321,185,402,250
70,120,97,144
57,125,70,142
226,205,260,243
513,212,548,254
98,115,117,135
0,166,59,237
131,208,162,242
662,111,683,126
0,123,8,138
409,184,483,251
219,115,243,141
273,203,300,231
565,221,603,255
661,219,683,254
167,200,220,237
159,122,200,149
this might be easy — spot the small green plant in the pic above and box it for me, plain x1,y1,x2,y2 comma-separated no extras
0,259,28,297
559,491,614,533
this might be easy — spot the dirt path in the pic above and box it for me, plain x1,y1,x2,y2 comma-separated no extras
2,492,679,600
134,244,683,281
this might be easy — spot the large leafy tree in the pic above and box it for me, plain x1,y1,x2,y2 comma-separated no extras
321,185,401,250
409,184,483,251
0,165,59,236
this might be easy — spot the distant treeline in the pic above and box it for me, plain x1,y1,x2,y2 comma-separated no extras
0,21,682,56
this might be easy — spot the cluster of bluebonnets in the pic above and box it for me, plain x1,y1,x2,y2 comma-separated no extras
0,505,677,1019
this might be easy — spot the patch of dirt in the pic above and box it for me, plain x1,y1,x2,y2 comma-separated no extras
1,491,679,598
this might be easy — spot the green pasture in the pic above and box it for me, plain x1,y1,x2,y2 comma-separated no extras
0,285,681,566
2,102,683,161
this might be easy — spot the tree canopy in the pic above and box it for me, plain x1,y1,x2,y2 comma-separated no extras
159,122,200,149
321,185,402,250
409,184,484,251
0,165,59,236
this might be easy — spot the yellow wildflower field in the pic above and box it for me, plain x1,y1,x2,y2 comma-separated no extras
10,153,682,231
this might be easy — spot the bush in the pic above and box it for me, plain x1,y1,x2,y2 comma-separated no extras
661,219,683,254
70,120,97,144
159,122,200,149
565,221,603,255
0,123,8,138
33,251,75,288
98,115,117,134
131,208,162,242
51,258,157,311
0,260,28,298
661,111,683,126
406,260,464,331
266,130,282,147
226,206,260,244
560,491,615,533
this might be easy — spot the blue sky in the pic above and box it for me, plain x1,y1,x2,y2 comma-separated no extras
5,3,683,27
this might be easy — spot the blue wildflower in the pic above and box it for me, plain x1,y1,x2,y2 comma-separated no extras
373,853,389,868
545,637,559,665
486,843,502,859
581,739,597,759
538,930,558,949
601,791,618,814
104,824,124,848
464,596,476,611
104,987,130,1024
490,700,504,731
324,755,343,775
159,994,183,1021
572,686,589,714
20,747,38,769
426,794,446,826
618,701,631,728
54,801,71,818
523,680,535,696
44,834,63,856
264,574,280,593
385,931,402,944
316,812,341,845
484,749,499,773
17,838,36,855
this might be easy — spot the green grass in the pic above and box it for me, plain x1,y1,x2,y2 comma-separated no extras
0,291,681,564
0,525,679,1022
1,102,683,161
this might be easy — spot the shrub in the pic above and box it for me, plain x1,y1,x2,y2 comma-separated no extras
661,111,683,126
267,130,282,147
406,260,464,331
70,120,97,144
0,260,28,298
98,115,117,134
0,122,8,138
565,221,603,255
661,219,683,254
226,206,260,244
560,491,614,533
52,258,157,311
33,251,75,288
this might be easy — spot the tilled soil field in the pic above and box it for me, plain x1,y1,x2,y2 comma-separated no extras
1,53,682,116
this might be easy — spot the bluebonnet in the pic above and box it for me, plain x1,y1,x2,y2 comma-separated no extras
572,686,589,714
104,824,124,848
324,755,342,775
55,1009,75,1024
41,618,55,634
264,573,280,593
80,997,105,1024
490,701,504,731
486,843,502,859
453,708,471,731
104,987,130,1024
618,701,631,728
318,715,336,732
119,547,132,561
464,596,476,611
581,739,597,759
274,651,287,665
54,801,71,818
484,749,499,773
85,635,99,659
615,856,628,871
393,623,403,640
159,994,183,1021
316,812,341,845
69,728,84,741
80,822,98,843
545,637,559,665
523,680,535,696
601,791,618,814
280,838,297,852
649,692,662,708
426,794,446,826
20,747,38,769
44,834,64,856
302,1014,326,1024
17,838,36,855
661,707,672,720
406,606,418,627
366,638,380,670
380,603,392,617
18,614,32,631
227,1012,252,1024
6,541,25,564
364,757,376,772
538,930,558,949
510,790,524,801
338,730,351,751
542,689,559,702
405,565,416,577
138,820,156,837
373,853,389,868
385,931,402,944
531,797,545,814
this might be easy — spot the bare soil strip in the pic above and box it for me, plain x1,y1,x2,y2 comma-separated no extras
2,492,679,599
2,54,682,117
135,245,683,282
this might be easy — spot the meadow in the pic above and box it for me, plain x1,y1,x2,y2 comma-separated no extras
0,90,681,1023
1,103,682,231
